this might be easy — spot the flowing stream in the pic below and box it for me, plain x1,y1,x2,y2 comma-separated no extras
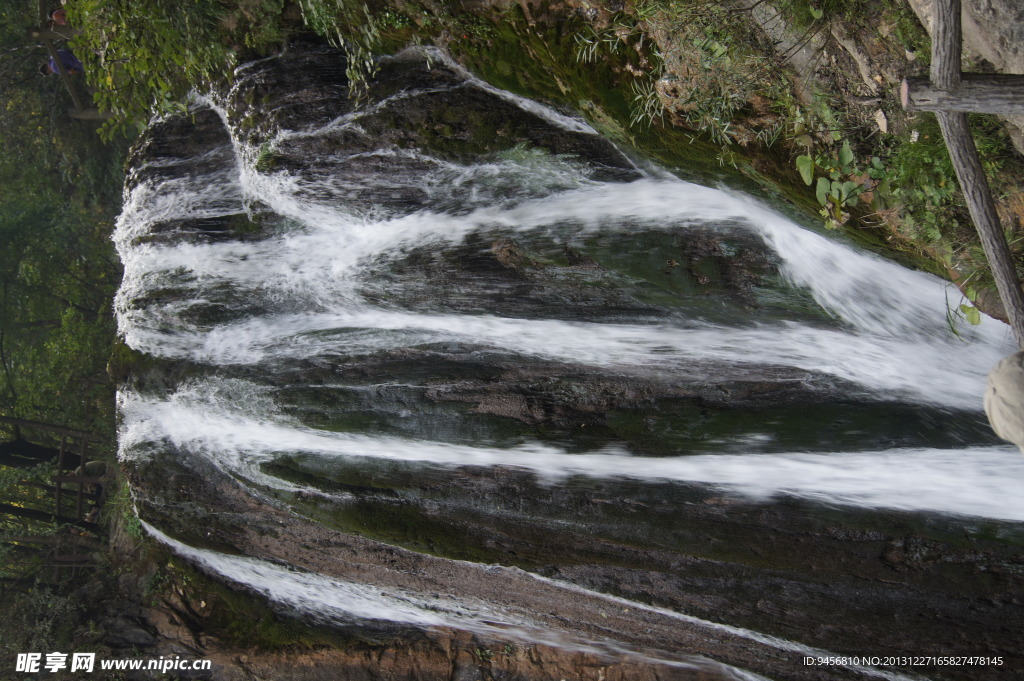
114,46,1024,680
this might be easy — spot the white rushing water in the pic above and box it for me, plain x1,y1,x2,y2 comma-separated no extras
114,53,1022,671
145,521,912,681
114,84,1021,511
116,176,1015,410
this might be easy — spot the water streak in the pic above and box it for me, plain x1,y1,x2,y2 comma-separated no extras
120,383,1024,521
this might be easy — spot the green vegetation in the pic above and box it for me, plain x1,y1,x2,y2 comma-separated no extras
70,0,284,139
774,0,932,59
0,586,84,669
796,140,886,228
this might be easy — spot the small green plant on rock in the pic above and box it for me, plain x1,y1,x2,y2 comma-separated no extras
108,482,144,539
298,0,387,103
254,143,281,173
796,141,886,228
629,79,664,128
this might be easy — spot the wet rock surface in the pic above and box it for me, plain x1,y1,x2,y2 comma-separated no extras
126,448,1024,681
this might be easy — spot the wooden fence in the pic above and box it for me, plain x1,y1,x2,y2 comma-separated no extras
901,0,1024,349
0,415,107,534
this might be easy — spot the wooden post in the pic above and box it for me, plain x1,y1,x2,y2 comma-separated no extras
0,415,97,441
76,439,87,520
901,75,1024,114
930,0,961,90
903,0,1024,348
938,111,1024,346
55,435,66,517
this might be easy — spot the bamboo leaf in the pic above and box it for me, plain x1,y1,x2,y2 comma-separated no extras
960,303,981,325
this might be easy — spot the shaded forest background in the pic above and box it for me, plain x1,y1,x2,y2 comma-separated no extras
0,0,127,658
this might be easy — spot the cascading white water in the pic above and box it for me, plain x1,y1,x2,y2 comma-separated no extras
145,520,917,681
114,47,1023,678
120,378,1024,521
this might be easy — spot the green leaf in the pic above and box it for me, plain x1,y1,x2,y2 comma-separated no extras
839,140,854,167
796,155,815,185
960,303,981,325
841,180,859,201
815,177,830,205
809,6,824,19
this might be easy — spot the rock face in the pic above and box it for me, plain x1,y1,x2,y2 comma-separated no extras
908,0,1024,75
985,351,1024,452
114,42,1024,681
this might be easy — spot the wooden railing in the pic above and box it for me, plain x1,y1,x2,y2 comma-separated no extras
0,415,107,532
900,0,1024,349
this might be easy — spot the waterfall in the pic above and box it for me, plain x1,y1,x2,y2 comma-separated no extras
114,45,1023,679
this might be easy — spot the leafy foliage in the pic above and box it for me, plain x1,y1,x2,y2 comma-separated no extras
0,587,81,659
67,0,407,136
0,2,124,608
298,0,386,102
886,114,1019,253
795,141,885,228
70,0,236,139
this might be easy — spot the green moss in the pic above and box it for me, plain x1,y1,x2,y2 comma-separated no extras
264,451,1024,588
449,11,697,175
106,341,157,383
